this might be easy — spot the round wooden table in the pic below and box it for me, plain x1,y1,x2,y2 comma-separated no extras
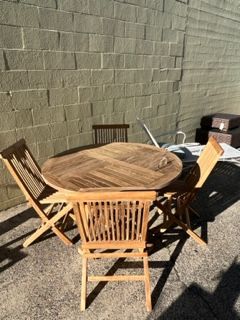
42,143,182,192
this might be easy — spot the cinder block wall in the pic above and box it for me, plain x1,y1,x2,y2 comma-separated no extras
1,0,240,210
180,0,240,140
0,0,185,209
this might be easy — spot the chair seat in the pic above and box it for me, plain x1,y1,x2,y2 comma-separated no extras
39,187,71,204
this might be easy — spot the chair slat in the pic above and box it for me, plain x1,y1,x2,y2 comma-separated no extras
92,124,129,145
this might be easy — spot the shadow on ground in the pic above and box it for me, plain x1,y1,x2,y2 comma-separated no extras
149,258,240,320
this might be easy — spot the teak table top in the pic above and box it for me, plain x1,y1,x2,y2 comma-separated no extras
42,143,182,192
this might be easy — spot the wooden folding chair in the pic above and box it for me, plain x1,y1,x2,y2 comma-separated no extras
66,191,156,311
0,139,75,248
156,137,224,245
92,124,129,145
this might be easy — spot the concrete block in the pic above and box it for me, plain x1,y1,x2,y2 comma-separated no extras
32,107,50,125
136,40,154,55
0,112,16,131
68,132,92,149
0,50,4,70
144,56,161,68
134,70,152,83
39,8,73,32
172,15,186,31
104,84,125,99
59,32,89,52
99,0,114,18
49,106,66,123
67,120,81,135
49,87,78,106
165,0,187,17
0,92,12,112
175,57,183,68
103,18,125,36
5,50,44,70
51,122,68,139
125,22,145,39
76,53,101,69
58,0,88,13
88,0,101,15
141,82,159,95
23,28,59,50
125,54,143,68
125,0,145,6
61,70,91,87
170,43,183,56
125,83,142,97
78,86,103,102
136,7,148,24
135,96,151,109
114,38,136,54
28,70,62,89
89,34,114,52
92,100,113,116
161,56,175,68
37,141,54,159
167,69,182,81
11,90,48,110
0,130,16,150
113,97,134,112
159,81,175,93
53,137,68,155
15,110,33,128
114,2,136,22
145,26,162,41
44,52,75,70
0,1,39,27
0,25,22,49
65,103,92,120
102,53,124,69
151,93,167,108
0,71,29,91
115,70,135,84
154,42,169,55
74,13,102,33
74,33,89,52
91,70,114,85
146,0,164,11
153,69,167,81
162,29,178,42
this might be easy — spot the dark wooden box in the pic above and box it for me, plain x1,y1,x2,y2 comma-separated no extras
195,127,240,148
200,113,240,131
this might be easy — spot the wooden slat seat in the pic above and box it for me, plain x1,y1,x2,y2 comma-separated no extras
92,124,129,145
66,190,156,311
0,139,75,248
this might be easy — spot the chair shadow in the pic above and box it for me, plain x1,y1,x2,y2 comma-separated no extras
0,205,79,272
150,257,240,320
0,205,35,237
0,231,33,273
189,161,240,242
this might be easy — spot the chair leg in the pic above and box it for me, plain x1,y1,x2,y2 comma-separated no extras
81,256,88,311
143,256,152,312
23,204,73,247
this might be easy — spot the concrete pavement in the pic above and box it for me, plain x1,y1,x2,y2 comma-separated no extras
1,160,240,320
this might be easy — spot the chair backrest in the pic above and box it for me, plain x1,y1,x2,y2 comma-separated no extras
92,124,129,145
0,139,46,202
66,191,156,249
185,136,224,189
